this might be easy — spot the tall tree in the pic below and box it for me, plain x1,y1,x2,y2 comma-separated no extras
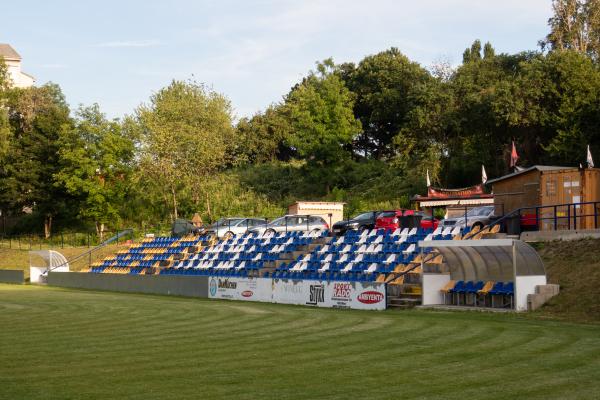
283,59,361,192
136,80,235,220
340,48,432,159
1,83,73,236
235,105,292,164
542,0,600,59
55,104,134,238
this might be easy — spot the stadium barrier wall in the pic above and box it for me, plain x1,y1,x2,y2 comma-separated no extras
47,272,208,298
48,273,386,310
0,269,25,284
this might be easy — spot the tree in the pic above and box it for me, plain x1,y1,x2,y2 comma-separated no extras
283,60,361,192
136,80,235,220
55,104,134,238
0,83,73,236
340,48,432,159
0,57,11,162
542,0,600,60
235,105,292,164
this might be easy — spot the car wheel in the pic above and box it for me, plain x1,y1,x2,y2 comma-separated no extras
360,225,369,232
265,228,276,235
224,231,234,239
472,222,483,231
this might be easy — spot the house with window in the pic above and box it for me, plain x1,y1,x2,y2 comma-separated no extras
0,43,35,88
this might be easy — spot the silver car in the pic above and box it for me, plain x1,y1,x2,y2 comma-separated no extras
441,206,495,229
248,215,329,235
207,218,267,238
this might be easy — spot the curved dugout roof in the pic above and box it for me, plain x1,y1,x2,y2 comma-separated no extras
419,239,546,282
29,250,69,270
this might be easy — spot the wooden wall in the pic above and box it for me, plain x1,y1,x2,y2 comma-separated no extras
492,170,541,216
493,168,600,230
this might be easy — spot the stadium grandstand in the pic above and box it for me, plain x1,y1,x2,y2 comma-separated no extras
74,223,537,311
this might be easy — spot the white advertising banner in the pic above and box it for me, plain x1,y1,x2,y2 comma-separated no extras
208,277,386,310
272,280,386,310
208,277,272,302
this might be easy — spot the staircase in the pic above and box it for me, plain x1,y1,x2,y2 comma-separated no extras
386,271,423,309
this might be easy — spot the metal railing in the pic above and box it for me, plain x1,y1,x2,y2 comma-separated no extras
45,229,135,274
491,201,600,232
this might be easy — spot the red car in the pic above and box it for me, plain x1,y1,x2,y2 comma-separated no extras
375,210,439,231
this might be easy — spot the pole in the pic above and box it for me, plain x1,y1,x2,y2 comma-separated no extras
512,240,517,308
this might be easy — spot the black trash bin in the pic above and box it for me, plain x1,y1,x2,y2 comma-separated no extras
505,215,521,235
401,215,423,229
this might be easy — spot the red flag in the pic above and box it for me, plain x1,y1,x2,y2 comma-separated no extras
510,141,519,168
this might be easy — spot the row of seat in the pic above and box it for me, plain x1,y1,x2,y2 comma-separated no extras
267,270,377,282
441,280,515,308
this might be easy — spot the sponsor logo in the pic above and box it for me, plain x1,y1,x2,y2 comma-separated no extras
242,290,253,298
332,283,352,301
209,278,217,297
218,279,237,289
307,284,325,306
282,284,302,294
357,291,384,304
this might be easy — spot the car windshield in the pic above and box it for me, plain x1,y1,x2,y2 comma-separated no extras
213,218,245,227
353,212,372,221
269,217,286,226
466,207,493,217
379,211,396,218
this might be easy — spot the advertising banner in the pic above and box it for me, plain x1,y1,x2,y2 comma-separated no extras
208,277,272,302
272,280,386,310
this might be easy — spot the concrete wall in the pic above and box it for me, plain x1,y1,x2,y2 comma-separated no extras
0,269,25,284
47,272,208,298
521,229,600,242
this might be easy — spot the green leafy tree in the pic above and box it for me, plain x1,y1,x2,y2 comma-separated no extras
235,105,292,164
542,0,600,59
136,80,235,220
1,83,73,236
340,48,432,159
55,104,134,238
283,59,361,192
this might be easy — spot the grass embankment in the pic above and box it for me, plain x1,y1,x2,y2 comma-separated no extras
0,284,599,400
534,238,600,323
0,244,125,277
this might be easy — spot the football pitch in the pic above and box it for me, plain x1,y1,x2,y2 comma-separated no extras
1,284,599,400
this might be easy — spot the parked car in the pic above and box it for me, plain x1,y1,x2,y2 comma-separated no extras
441,205,495,229
331,211,381,235
414,211,440,230
375,209,439,231
248,215,329,235
206,217,267,238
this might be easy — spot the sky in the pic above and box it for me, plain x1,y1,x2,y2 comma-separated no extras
2,0,554,120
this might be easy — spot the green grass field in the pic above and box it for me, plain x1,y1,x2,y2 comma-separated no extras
1,284,599,400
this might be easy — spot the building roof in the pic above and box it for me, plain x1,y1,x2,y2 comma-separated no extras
486,165,570,185
412,184,493,204
0,44,21,61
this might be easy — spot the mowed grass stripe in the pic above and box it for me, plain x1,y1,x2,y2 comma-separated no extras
0,285,599,400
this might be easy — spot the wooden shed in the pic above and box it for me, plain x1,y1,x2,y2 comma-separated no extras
287,201,345,226
488,166,600,230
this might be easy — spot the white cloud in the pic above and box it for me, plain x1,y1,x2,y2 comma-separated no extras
95,40,162,48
